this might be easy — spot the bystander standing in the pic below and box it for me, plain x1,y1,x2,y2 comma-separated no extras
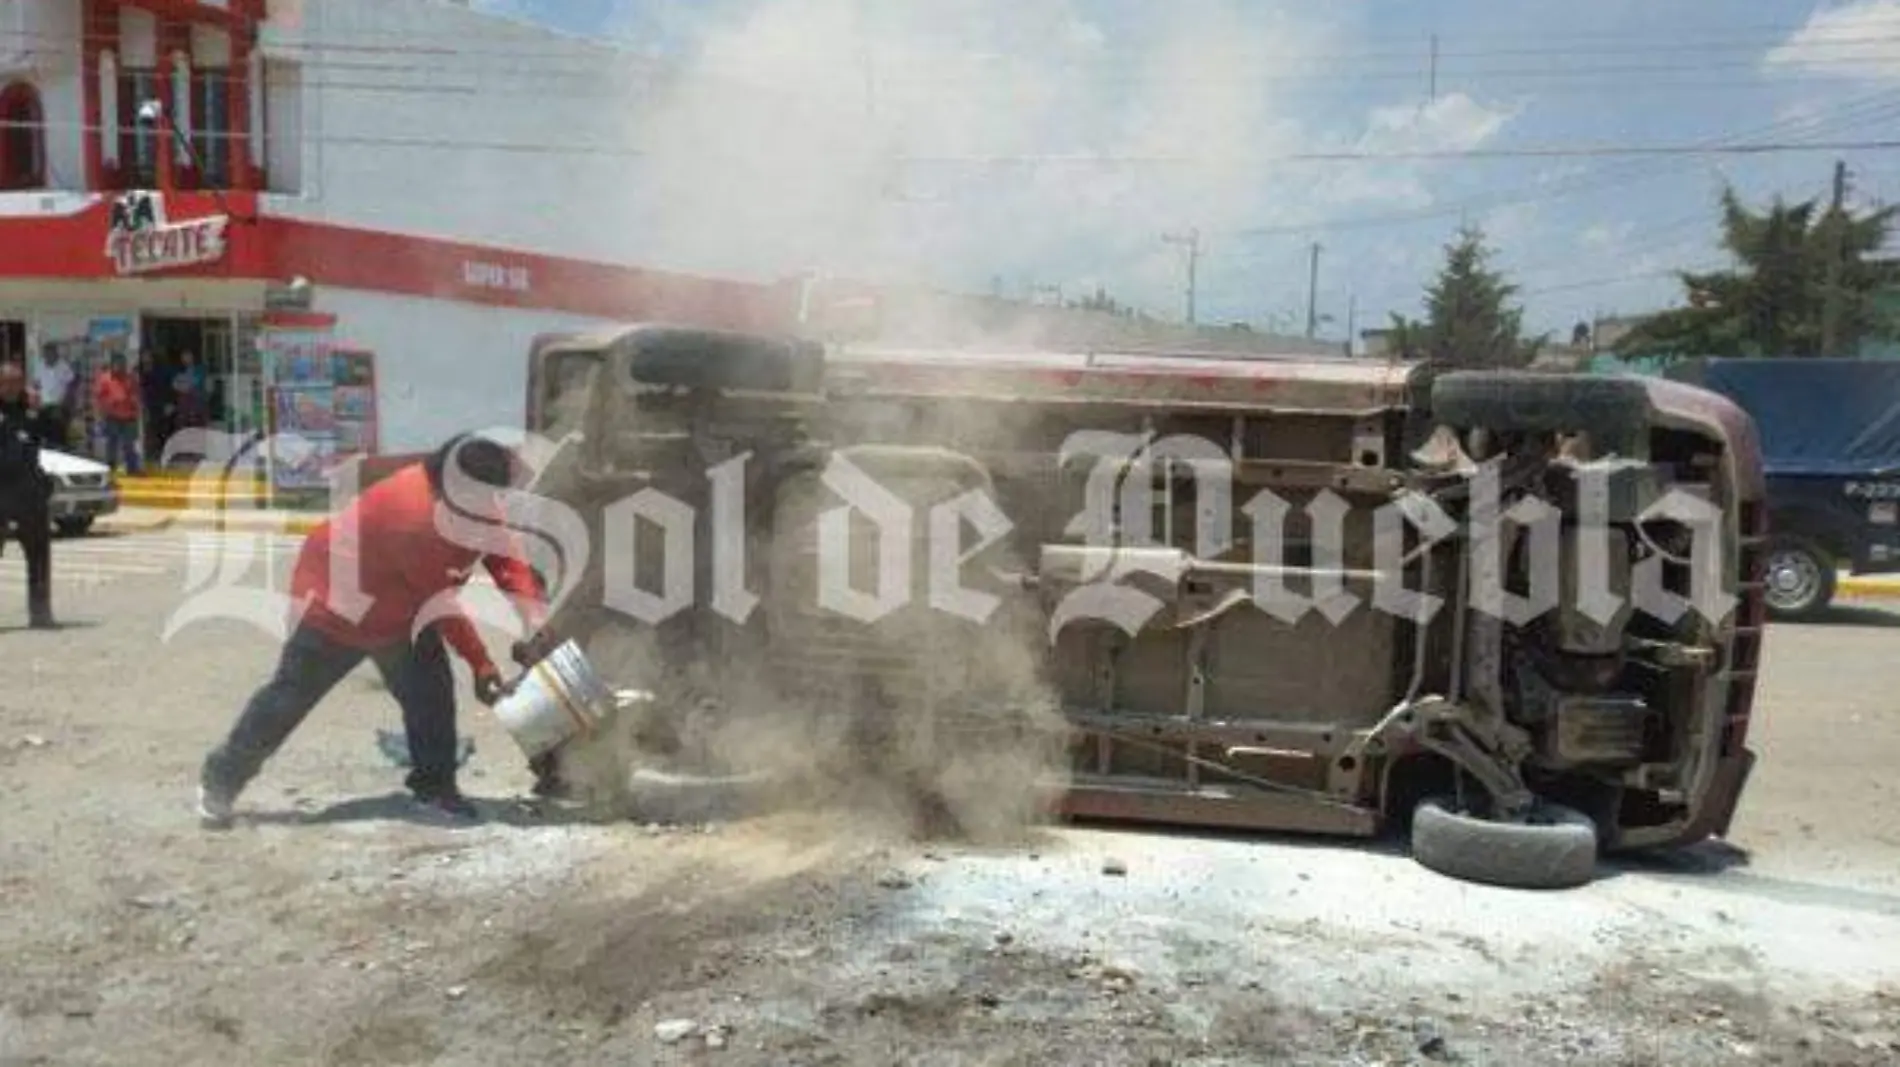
91,355,143,475
31,349,74,450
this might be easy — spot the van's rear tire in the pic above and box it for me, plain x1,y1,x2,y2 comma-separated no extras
1409,795,1600,890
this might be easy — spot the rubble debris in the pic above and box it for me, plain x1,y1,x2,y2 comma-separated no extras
1417,1023,1452,1060
875,870,915,890
654,1018,699,1044
1098,964,1139,994
1101,857,1128,877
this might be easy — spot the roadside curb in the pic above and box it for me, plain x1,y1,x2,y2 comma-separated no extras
97,509,325,537
1837,576,1900,599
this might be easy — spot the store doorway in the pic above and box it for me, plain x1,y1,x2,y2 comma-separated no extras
141,314,239,465
0,320,24,366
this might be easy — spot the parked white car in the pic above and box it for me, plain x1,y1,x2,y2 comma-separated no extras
38,448,120,536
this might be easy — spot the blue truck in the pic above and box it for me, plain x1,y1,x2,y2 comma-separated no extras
1664,357,1900,619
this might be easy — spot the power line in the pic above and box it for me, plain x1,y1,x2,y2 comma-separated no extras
0,117,650,157
16,26,1900,82
1520,265,1727,298
15,22,1900,112
1224,89,1900,240
1512,163,1866,283
14,114,1900,166
41,65,1900,106
893,138,1900,167
12,19,1900,64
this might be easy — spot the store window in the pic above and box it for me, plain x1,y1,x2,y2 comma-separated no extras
262,57,302,194
0,82,46,191
191,68,233,188
117,68,161,189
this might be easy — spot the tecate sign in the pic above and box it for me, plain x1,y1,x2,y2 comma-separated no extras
104,191,230,276
107,216,230,275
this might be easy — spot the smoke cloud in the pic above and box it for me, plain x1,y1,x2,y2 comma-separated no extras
614,0,1516,320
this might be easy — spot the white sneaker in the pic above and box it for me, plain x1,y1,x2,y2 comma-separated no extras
198,783,235,828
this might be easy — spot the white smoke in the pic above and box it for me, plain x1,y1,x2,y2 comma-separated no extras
611,0,1517,318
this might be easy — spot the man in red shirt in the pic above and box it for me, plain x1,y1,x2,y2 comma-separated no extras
91,354,143,474
197,433,553,826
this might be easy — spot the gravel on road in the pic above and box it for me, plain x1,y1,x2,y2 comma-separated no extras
3,531,1900,1065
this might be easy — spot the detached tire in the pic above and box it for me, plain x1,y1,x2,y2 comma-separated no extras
1410,795,1600,890
1762,534,1835,621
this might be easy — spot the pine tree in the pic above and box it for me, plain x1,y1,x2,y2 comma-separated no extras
1615,181,1900,359
1389,225,1543,368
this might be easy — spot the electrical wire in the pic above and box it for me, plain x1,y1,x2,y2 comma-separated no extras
1223,89,1900,241
1518,266,1727,298
14,108,1900,166
16,24,1900,86
889,139,1900,167
13,19,1900,65
36,66,1900,107
1508,156,1882,285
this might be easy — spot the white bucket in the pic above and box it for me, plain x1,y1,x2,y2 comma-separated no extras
490,639,616,759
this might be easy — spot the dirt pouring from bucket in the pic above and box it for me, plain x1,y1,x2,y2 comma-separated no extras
531,613,1073,849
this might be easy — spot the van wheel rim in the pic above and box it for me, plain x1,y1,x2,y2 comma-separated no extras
1765,549,1822,611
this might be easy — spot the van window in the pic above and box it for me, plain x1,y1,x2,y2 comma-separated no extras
537,350,603,437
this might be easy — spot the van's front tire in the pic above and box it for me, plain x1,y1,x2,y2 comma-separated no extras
1409,795,1600,889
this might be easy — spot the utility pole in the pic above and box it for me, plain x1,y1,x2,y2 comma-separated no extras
1162,228,1200,325
1305,241,1322,338
856,0,877,119
1822,158,1850,358
1428,34,1438,103
1346,293,1357,355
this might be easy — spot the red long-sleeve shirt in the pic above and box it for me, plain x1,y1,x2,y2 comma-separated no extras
93,370,139,421
288,463,547,675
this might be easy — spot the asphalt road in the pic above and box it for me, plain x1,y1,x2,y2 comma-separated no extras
3,526,1899,1065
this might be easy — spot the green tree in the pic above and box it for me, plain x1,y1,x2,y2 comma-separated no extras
1389,225,1543,368
1613,182,1900,359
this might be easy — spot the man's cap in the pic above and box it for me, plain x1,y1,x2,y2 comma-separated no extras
429,432,517,490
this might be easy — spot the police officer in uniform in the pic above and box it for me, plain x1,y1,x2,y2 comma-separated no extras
0,362,55,630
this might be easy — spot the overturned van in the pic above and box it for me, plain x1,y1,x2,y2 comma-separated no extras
512,324,1768,889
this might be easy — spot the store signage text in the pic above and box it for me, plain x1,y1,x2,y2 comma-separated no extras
105,192,230,276
463,259,532,293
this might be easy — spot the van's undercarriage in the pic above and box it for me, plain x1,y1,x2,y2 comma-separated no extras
516,326,1767,889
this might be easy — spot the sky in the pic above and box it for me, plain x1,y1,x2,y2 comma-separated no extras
467,0,1900,344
